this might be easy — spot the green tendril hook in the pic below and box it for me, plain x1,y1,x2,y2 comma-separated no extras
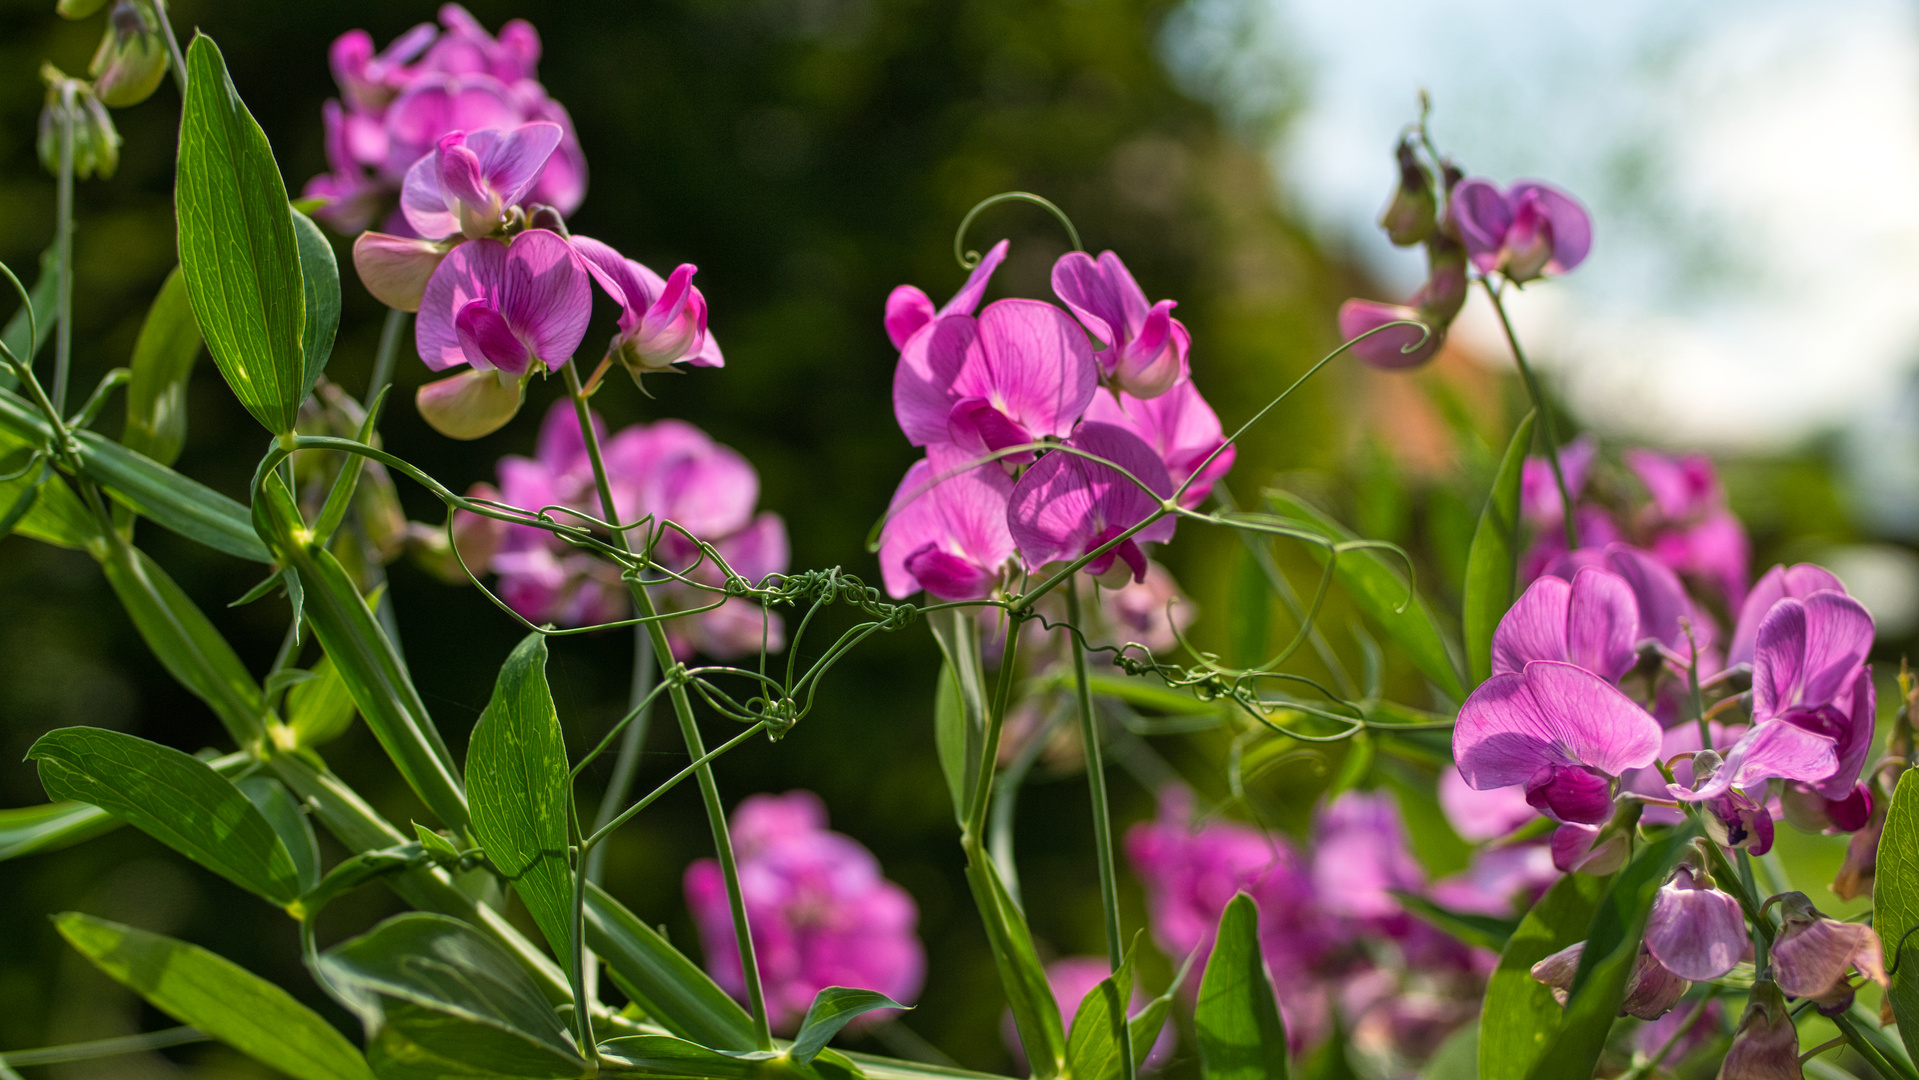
952,191,1084,270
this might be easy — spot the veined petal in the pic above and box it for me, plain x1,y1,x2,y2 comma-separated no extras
494,228,590,368
1006,422,1175,571
1451,179,1513,273
416,367,523,440
1645,867,1748,980
400,151,460,239
1454,660,1663,788
455,300,533,373
1680,720,1839,800
1097,250,1154,337
942,239,1008,318
437,138,492,214
969,299,1098,439
417,237,508,371
470,120,562,207
1816,668,1876,801
1492,575,1572,677
1753,594,1873,718
1566,568,1640,681
1729,563,1845,668
1051,250,1125,346
352,232,449,312
879,450,1015,600
893,314,979,447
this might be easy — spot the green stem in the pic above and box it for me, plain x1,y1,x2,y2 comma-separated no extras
563,362,774,1052
52,87,74,416
366,308,410,408
965,617,1025,848
151,0,190,97
1065,582,1134,1080
1834,1012,1919,1080
1481,278,1576,551
0,1027,207,1068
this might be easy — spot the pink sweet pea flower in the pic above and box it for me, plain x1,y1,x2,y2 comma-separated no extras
303,100,389,234
884,239,1008,350
400,122,563,240
1454,660,1663,825
878,448,1016,601
328,22,436,116
1643,865,1749,981
1451,179,1592,283
572,236,722,376
685,791,924,1035
1545,544,1707,663
893,299,1098,463
1729,563,1849,669
1310,791,1423,921
1083,383,1234,509
422,4,542,83
1428,843,1557,916
382,73,522,180
1492,568,1641,683
1626,449,1750,610
416,228,590,376
1051,251,1191,399
1336,299,1439,370
1006,422,1177,586
1438,765,1538,842
1002,958,1175,1073
1520,436,1598,531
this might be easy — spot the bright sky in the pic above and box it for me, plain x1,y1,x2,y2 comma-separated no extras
1164,0,1919,460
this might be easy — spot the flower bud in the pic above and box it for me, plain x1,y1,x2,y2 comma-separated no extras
1832,791,1886,901
1379,137,1436,247
1771,892,1886,1012
1551,822,1629,875
89,1,169,108
56,0,108,18
415,368,525,440
1414,234,1468,325
1529,940,1688,1019
1719,980,1802,1080
38,68,120,180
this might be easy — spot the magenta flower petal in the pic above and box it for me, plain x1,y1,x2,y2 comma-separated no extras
893,299,1097,451
1052,251,1192,398
400,150,460,239
1520,434,1597,528
1678,720,1839,801
417,229,588,373
1492,568,1639,682
1547,544,1699,658
1337,299,1438,369
466,121,563,207
884,239,1009,350
1082,383,1234,508
945,240,1010,320
1006,422,1176,582
1511,181,1593,274
454,299,533,373
1644,866,1748,980
878,448,1016,600
1438,765,1537,842
1752,593,1874,721
1454,660,1663,789
1310,791,1423,919
1551,822,1628,875
1451,178,1514,274
1729,563,1846,668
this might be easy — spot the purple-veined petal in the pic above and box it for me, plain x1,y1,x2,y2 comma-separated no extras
946,398,1034,461
1006,422,1176,573
469,120,562,208
879,449,1016,600
1511,180,1593,274
1450,179,1513,274
417,236,508,370
1052,250,1126,346
1454,660,1663,788
893,314,979,447
966,299,1098,440
1491,575,1573,677
1729,563,1846,668
942,239,1008,318
400,150,460,239
885,286,936,350
1644,866,1748,980
437,138,492,214
493,228,589,368
1337,299,1439,369
1679,719,1839,801
1813,667,1876,801
455,299,533,373
1752,593,1873,718
1082,382,1233,509
1525,764,1614,824
1565,568,1640,681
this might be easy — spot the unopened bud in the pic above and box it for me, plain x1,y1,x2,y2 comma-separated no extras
38,68,120,180
1379,137,1436,247
1771,892,1886,1013
1719,980,1802,1080
89,1,168,107
56,0,108,18
1413,234,1468,326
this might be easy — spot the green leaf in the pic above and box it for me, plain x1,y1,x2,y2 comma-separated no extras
1463,412,1536,686
292,208,339,405
98,539,269,746
929,609,986,826
1876,768,1919,1063
175,34,306,436
934,660,970,825
792,987,911,1065
466,633,573,961
1477,870,1607,1080
257,477,467,832
29,727,301,908
1418,1024,1477,1080
597,1036,863,1080
55,913,374,1080
1195,892,1289,1080
964,855,1064,1079
0,427,95,550
1392,891,1518,953
0,800,118,860
122,266,203,466
1266,491,1467,702
317,913,590,1080
582,881,757,1050
236,775,320,893
0,246,58,389
1528,824,1697,1080
1063,947,1134,1080
414,822,463,864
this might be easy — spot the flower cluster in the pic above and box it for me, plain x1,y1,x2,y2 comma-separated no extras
1338,134,1591,369
452,400,786,657
321,8,720,439
878,244,1233,602
684,791,924,1034
1125,788,1550,1072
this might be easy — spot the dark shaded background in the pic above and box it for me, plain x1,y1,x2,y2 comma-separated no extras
0,0,1887,1076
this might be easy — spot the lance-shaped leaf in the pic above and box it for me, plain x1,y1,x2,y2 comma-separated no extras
292,208,339,405
0,800,117,861
288,653,359,748
966,855,1065,1079
0,386,269,561
98,539,268,746
1463,411,1536,686
584,880,756,1050
1876,768,1919,1062
55,913,374,1080
1393,891,1519,953
930,610,986,825
236,775,320,894
29,727,301,908
317,913,589,1080
1267,491,1467,702
467,633,573,961
123,266,203,466
1195,893,1289,1080
1527,823,1697,1080
1063,946,1136,1080
1478,870,1607,1080
256,472,467,833
176,34,306,435
791,987,911,1065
